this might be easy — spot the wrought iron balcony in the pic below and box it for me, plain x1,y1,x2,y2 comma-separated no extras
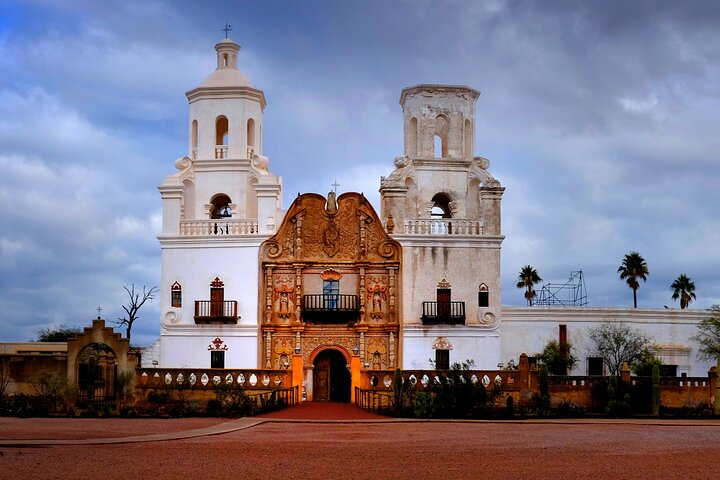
194,300,238,324
302,294,359,324
421,301,466,325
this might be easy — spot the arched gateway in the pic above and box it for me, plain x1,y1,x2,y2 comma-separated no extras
312,348,351,402
259,192,402,401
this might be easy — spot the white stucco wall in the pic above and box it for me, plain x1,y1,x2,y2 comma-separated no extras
160,327,258,369
500,307,715,376
402,325,501,370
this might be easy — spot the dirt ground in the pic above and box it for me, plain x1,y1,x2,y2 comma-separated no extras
1,417,720,480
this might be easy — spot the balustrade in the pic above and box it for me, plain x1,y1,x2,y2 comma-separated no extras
402,218,483,235
136,368,292,390
215,144,228,159
180,219,259,236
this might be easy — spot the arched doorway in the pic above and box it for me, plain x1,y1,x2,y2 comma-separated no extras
76,343,117,409
313,349,351,403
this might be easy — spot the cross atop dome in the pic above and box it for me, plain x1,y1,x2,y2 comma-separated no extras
222,22,232,39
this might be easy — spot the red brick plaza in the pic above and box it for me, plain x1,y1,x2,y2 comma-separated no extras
1,403,720,480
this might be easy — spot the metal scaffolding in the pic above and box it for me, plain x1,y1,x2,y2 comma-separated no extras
535,270,588,307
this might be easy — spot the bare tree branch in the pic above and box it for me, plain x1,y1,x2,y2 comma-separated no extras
115,284,159,341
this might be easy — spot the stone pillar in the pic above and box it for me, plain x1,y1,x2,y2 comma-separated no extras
479,186,504,235
710,364,719,415
350,354,361,404
620,362,631,385
291,353,303,399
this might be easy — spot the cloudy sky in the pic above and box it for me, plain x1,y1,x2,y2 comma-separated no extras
1,0,719,345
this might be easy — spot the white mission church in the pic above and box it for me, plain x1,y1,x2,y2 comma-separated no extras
152,37,712,401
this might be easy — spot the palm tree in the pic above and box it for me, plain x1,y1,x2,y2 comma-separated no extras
516,265,542,306
617,251,648,308
671,274,696,309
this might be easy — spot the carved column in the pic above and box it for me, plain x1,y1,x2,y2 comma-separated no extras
265,331,272,368
359,332,365,364
425,201,435,218
389,332,396,367
295,266,303,323
388,267,396,321
265,266,273,324
358,266,366,323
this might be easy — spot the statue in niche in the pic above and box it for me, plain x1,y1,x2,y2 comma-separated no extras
367,277,387,320
367,338,387,369
372,292,382,312
326,191,337,215
274,281,294,319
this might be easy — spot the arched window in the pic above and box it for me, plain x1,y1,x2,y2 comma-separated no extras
408,117,418,157
434,114,448,158
247,118,255,156
191,120,198,159
433,135,443,159
478,283,489,307
215,116,229,148
210,194,232,219
171,282,182,308
215,116,229,159
431,192,452,218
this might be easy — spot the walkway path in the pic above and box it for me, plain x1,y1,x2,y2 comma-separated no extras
257,401,386,421
2,402,719,446
0,402,383,446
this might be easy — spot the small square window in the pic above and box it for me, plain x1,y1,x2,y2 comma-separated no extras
587,356,604,376
211,350,225,369
478,291,489,307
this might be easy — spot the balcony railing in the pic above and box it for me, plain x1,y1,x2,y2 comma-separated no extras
215,144,228,159
421,301,466,325
180,219,259,236
402,219,483,236
194,300,238,324
302,294,359,324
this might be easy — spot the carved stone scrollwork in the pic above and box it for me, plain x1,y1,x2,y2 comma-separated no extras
377,240,396,258
175,156,192,171
266,241,282,258
323,219,340,257
432,336,453,350
162,308,181,326
251,154,269,174
478,310,497,326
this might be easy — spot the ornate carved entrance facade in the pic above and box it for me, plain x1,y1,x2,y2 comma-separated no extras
259,192,402,401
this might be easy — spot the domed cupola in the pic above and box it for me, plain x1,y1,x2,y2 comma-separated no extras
198,38,253,88
185,37,266,162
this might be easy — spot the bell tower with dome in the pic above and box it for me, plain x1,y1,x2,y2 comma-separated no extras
157,37,283,369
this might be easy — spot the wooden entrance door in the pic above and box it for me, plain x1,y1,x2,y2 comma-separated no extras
314,355,330,401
